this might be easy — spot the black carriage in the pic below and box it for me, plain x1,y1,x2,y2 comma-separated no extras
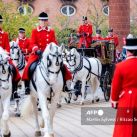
77,40,116,102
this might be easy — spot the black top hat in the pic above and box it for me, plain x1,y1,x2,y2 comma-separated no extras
96,29,101,34
18,28,25,33
0,15,3,22
83,16,87,21
123,38,137,50
38,12,48,20
108,28,113,32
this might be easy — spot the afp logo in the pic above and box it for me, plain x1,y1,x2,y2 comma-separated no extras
86,109,104,116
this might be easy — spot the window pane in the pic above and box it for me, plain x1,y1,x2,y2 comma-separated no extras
62,7,67,15
69,7,74,15
61,5,76,16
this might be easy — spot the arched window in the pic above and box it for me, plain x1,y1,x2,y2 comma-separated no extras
102,5,109,16
61,5,76,16
18,5,33,15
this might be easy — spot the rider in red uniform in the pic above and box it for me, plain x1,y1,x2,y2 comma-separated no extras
22,12,72,95
105,28,119,47
92,29,104,43
14,28,31,61
77,16,93,48
0,15,21,97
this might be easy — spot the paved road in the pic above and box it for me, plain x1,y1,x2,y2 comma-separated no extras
7,98,115,137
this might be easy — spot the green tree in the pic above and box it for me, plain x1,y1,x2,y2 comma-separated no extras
0,1,37,40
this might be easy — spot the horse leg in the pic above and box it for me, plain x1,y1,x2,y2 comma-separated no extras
14,99,21,117
38,92,53,137
49,91,61,131
57,93,62,108
31,96,41,137
71,81,77,101
1,95,11,136
80,81,86,105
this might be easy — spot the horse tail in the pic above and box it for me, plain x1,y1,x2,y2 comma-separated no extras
21,95,33,118
90,75,100,93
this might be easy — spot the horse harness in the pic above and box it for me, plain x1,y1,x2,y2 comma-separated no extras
32,52,62,103
70,54,100,84
11,42,25,70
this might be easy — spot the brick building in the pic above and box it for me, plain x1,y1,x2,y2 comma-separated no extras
2,0,135,47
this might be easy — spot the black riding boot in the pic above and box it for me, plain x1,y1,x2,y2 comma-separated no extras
25,80,30,95
12,81,20,99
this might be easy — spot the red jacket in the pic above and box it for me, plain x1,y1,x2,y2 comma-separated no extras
111,56,137,137
77,23,92,48
30,26,57,52
14,37,31,55
0,30,10,53
105,34,119,47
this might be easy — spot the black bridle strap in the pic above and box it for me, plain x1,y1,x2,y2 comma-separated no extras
84,57,101,78
39,65,50,86
48,69,60,74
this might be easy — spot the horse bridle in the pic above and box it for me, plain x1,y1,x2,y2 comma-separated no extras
47,53,62,73
0,58,11,84
39,52,63,86
67,53,77,67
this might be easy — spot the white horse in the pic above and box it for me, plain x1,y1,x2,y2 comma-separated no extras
0,47,12,137
66,48,102,105
10,41,26,116
21,42,64,137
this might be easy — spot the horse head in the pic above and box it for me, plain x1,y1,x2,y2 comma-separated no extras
0,50,11,90
42,42,64,84
66,48,80,72
10,41,25,70
10,41,20,61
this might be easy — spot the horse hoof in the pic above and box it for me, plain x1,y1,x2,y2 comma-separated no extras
40,120,45,128
73,98,77,101
92,100,94,103
96,98,100,102
38,108,41,111
67,100,70,104
57,104,61,108
35,131,41,137
44,133,54,137
15,113,21,117
3,132,11,137
80,102,84,105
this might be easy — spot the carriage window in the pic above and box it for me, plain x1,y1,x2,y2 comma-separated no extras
18,5,33,15
102,5,109,16
61,5,76,16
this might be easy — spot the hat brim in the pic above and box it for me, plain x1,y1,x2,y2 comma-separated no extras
19,31,25,33
123,45,137,50
38,17,48,20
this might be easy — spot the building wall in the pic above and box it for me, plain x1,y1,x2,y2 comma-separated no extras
3,0,103,28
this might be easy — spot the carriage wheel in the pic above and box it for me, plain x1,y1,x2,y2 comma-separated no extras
103,71,111,102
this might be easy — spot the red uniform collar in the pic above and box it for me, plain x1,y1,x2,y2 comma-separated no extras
19,37,26,40
37,26,50,32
